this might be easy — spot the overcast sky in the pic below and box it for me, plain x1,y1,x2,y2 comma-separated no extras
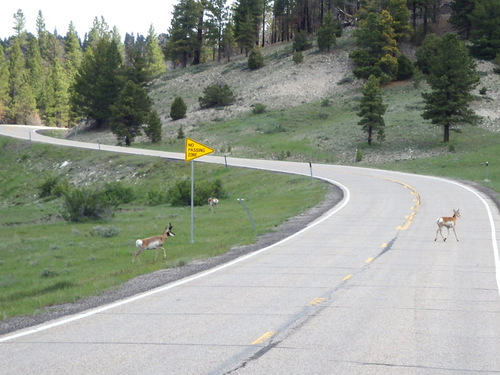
0,0,176,40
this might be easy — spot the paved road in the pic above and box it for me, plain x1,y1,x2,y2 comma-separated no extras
1,125,500,374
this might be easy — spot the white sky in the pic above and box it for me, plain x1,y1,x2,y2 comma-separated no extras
0,0,176,40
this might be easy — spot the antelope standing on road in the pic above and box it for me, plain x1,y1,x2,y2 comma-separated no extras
434,209,460,242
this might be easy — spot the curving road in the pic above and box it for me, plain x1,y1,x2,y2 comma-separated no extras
1,125,500,374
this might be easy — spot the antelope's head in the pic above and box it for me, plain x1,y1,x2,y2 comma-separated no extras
453,209,461,218
165,223,175,237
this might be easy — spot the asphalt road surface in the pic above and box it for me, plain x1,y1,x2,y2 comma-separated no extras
1,125,500,374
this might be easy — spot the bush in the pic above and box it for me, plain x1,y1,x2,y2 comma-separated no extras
62,187,115,222
198,83,236,109
396,54,414,81
293,30,312,52
170,96,187,120
252,103,267,114
248,49,264,70
102,181,135,205
91,225,121,237
147,189,168,206
292,51,304,64
39,176,69,198
168,178,227,207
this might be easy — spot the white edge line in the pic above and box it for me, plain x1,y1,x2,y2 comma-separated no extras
0,177,350,343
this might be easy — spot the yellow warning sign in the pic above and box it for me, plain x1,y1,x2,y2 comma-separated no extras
185,138,214,161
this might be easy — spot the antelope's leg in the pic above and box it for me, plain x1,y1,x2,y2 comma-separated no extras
452,227,459,241
161,247,167,259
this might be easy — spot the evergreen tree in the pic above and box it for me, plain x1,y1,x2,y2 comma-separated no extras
109,81,152,144
350,9,399,82
421,33,480,143
0,44,9,122
12,9,26,37
170,96,187,120
222,20,236,62
468,0,500,60
317,12,337,52
168,0,202,67
7,39,37,124
44,58,71,127
415,33,439,74
358,74,386,145
26,36,45,109
234,0,262,54
72,38,123,128
387,0,412,42
144,110,162,143
145,24,166,77
449,0,475,39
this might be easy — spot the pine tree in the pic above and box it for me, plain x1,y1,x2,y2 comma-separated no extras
0,44,9,122
317,12,337,52
468,0,500,60
168,0,202,67
44,58,71,127
170,96,187,120
7,39,37,124
72,38,123,128
109,81,152,144
358,74,387,145
450,0,475,39
144,110,162,143
421,33,480,143
145,25,166,78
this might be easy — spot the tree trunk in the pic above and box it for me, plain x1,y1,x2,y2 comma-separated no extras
443,124,450,143
368,126,373,145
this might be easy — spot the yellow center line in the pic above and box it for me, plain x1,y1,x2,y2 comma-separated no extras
365,257,374,263
307,297,325,306
251,331,276,345
342,274,353,281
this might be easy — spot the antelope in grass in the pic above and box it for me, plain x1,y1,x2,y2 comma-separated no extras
434,209,460,242
133,223,175,263
208,197,219,213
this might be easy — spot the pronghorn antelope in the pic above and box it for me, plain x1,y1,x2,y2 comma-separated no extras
208,197,219,212
133,223,175,263
434,209,460,242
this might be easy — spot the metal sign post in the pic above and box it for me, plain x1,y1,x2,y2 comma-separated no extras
185,138,214,243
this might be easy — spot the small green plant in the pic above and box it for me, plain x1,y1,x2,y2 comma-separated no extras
248,49,265,70
198,83,236,108
292,51,304,64
252,103,267,114
91,225,121,237
293,30,312,52
356,149,363,162
479,87,488,95
320,98,331,107
102,181,135,206
170,96,187,120
177,125,185,139
147,189,168,206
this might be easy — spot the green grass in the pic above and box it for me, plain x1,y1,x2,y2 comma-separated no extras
0,137,328,320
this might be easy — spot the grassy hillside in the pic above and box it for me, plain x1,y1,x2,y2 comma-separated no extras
70,31,499,195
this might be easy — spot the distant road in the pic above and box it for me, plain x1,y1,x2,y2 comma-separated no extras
1,124,500,374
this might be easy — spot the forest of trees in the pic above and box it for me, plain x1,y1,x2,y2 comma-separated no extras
0,1,499,144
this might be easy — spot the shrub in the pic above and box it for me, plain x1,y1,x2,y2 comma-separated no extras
320,98,331,107
39,176,69,198
198,83,235,109
168,178,226,207
248,49,264,70
62,187,115,222
293,30,312,52
292,51,304,64
102,181,135,205
170,96,187,120
252,103,267,114
147,189,168,206
91,225,121,237
177,125,185,139
396,54,414,81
